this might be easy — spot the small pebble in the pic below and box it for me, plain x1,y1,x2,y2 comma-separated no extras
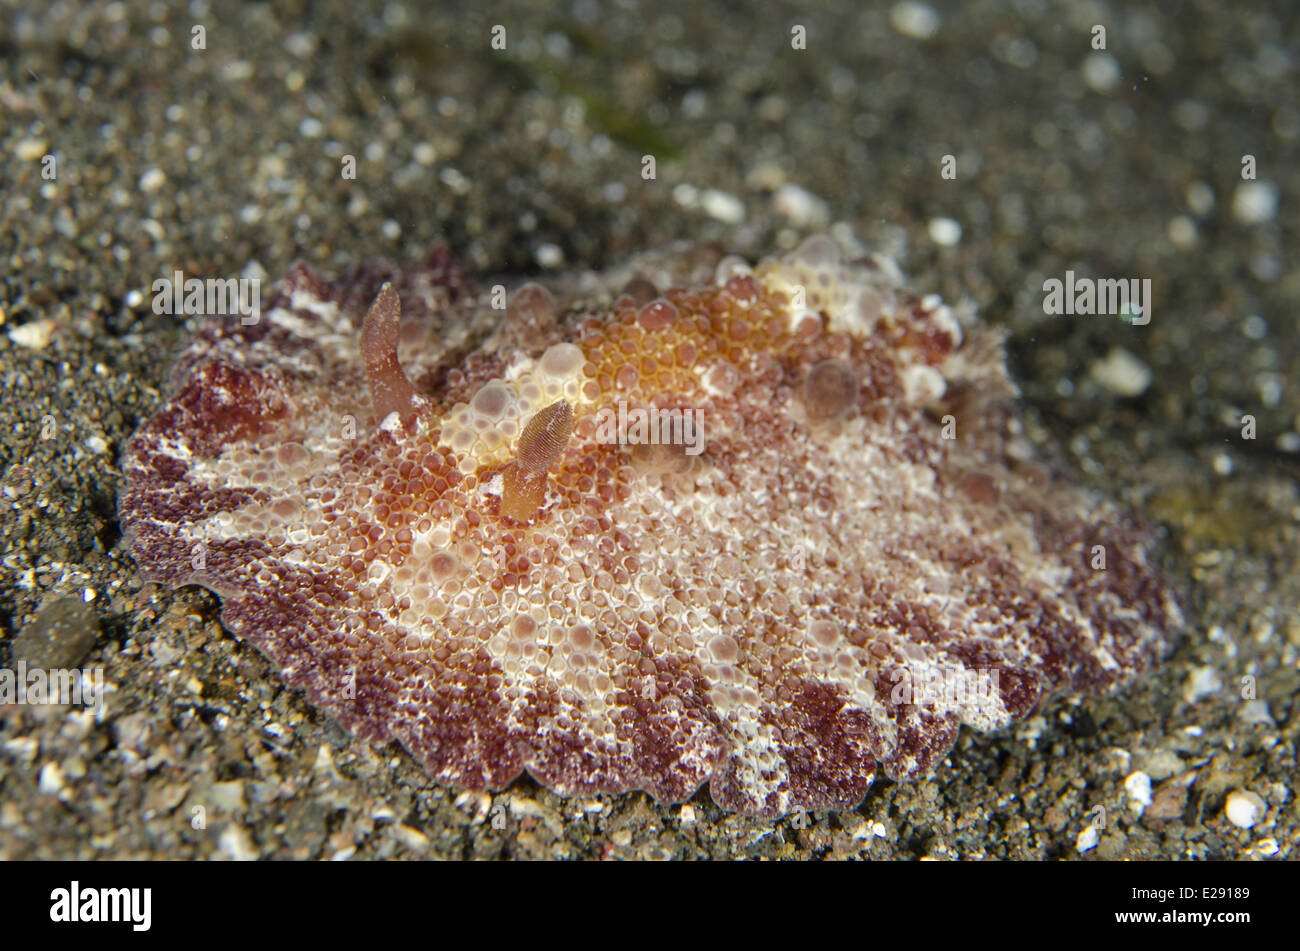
772,183,829,227
16,137,48,161
1186,181,1215,215
535,243,565,269
1082,52,1122,94
11,595,100,669
889,2,940,40
391,823,430,852
218,824,258,861
38,762,65,796
138,168,167,192
701,189,745,224
8,319,55,350
1224,790,1266,829
1166,215,1197,249
3,736,39,765
222,61,255,82
1140,750,1184,782
1237,699,1274,727
1182,665,1222,703
1231,182,1278,225
1248,838,1279,857
1090,348,1152,398
208,780,246,813
1124,771,1153,812
16,137,47,161
928,217,962,246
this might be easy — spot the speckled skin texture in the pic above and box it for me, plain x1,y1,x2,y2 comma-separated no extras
120,239,1182,816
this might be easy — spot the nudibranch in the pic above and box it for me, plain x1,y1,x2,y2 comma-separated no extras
121,238,1183,816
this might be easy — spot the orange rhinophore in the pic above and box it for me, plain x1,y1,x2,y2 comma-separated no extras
500,399,573,521
360,282,422,426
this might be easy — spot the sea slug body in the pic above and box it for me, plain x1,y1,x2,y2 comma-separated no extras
122,238,1183,817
